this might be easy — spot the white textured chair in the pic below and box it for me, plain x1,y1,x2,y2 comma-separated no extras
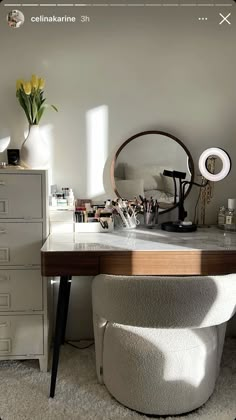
92,274,236,416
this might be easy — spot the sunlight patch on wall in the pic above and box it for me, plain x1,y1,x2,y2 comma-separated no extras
40,123,54,186
86,105,108,199
0,137,10,153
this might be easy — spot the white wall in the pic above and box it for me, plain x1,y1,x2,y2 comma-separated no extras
1,5,236,338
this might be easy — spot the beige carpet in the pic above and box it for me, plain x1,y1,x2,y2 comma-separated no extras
0,339,235,420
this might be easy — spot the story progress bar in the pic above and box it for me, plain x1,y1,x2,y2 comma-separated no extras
3,3,234,7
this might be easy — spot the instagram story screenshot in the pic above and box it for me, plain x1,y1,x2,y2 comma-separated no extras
0,1,236,419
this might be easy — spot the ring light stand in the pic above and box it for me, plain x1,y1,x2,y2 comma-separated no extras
161,148,231,233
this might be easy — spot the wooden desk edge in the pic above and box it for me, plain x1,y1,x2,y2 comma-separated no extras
41,250,236,277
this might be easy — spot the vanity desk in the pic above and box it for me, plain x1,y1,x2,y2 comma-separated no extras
41,226,236,397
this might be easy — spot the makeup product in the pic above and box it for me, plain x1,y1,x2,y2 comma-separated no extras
57,198,67,207
144,211,155,227
141,198,159,228
75,198,92,208
217,206,226,227
113,198,139,229
87,210,96,222
225,198,236,231
67,189,74,207
74,211,84,223
62,188,70,197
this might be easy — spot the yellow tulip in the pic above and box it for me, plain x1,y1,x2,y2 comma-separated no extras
38,78,45,90
23,82,32,95
16,79,24,91
31,74,39,89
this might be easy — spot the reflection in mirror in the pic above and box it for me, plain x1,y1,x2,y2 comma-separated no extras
112,131,194,213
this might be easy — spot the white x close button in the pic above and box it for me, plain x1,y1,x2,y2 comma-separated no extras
219,13,231,25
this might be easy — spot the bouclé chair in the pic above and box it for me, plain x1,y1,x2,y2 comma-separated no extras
92,274,236,415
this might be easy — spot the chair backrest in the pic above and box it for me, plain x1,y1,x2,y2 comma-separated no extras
92,274,236,328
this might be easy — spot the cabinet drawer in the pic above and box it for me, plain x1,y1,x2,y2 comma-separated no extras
0,174,42,219
0,223,42,265
0,315,43,355
0,270,42,311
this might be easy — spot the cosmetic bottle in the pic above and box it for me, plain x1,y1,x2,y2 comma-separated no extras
104,199,113,215
87,210,96,222
217,206,226,227
225,199,236,231
62,187,69,198
99,201,113,229
67,188,74,207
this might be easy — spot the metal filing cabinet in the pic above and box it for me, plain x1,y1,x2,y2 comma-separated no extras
0,169,50,371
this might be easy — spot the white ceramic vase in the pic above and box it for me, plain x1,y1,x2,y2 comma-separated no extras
21,125,49,169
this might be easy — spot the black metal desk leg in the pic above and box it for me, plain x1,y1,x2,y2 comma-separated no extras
49,275,72,398
61,276,72,344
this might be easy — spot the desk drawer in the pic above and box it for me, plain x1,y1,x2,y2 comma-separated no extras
0,315,43,356
0,223,42,265
0,174,42,219
0,270,42,311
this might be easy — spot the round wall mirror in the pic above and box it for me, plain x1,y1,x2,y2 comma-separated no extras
111,130,194,213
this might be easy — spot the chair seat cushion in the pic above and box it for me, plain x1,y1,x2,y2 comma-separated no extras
103,323,218,415
93,274,236,329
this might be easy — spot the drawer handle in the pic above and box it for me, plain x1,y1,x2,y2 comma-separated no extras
0,248,9,263
0,339,11,354
0,181,6,186
0,294,10,309
0,200,8,215
0,230,6,234
0,322,9,328
0,275,9,282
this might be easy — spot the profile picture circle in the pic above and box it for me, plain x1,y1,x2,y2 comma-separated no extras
7,10,25,28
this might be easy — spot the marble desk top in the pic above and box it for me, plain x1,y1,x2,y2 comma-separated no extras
41,226,236,253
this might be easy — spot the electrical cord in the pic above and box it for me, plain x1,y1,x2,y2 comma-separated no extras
181,179,208,189
193,188,202,225
66,340,94,350
180,179,208,223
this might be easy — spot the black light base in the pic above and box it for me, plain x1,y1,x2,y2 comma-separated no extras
161,221,197,233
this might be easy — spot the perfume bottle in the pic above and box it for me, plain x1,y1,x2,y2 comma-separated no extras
217,206,225,228
225,198,236,231
67,188,74,207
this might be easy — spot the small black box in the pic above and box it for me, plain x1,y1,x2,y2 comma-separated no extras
7,149,20,165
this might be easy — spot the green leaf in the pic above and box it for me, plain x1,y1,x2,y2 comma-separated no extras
20,90,33,124
51,104,58,112
16,81,58,124
18,91,31,124
36,104,46,124
36,102,58,123
31,96,38,124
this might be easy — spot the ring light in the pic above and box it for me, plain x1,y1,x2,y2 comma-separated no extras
198,148,231,182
